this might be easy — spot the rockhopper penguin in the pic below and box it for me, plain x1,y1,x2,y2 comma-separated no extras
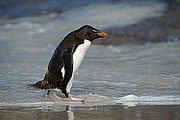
32,25,108,101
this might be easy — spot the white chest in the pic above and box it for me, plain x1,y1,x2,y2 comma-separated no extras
73,39,91,72
62,39,91,93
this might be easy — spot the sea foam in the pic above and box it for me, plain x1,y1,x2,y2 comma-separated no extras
116,95,180,106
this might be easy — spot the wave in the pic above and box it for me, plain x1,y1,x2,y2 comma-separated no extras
60,1,166,28
0,102,56,107
1,94,180,108
116,95,180,106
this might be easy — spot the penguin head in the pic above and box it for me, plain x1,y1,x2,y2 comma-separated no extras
77,25,108,41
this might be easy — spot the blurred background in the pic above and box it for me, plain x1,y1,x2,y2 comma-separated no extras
0,0,180,44
0,0,180,113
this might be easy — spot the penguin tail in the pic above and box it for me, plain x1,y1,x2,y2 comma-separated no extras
36,80,50,89
27,80,50,89
27,72,52,89
27,83,36,88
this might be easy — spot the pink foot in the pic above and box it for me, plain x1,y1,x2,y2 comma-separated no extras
68,94,85,102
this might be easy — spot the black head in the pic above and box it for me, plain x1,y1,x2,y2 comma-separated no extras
76,25,108,42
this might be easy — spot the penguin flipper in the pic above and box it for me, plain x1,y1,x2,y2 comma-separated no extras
61,48,74,97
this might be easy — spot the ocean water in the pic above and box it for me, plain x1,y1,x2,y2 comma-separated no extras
0,0,180,119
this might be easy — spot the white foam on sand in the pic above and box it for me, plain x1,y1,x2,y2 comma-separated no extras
1,94,180,109
0,93,111,109
0,101,84,110
116,95,180,106
0,102,56,107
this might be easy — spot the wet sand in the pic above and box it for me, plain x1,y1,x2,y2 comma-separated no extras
0,105,180,120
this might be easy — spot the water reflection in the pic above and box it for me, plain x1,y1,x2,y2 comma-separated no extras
38,105,75,120
135,110,142,120
66,106,75,120
1,104,180,120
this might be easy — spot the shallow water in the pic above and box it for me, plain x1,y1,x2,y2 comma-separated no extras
0,0,180,119
0,24,180,107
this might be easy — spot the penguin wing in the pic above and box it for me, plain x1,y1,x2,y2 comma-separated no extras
61,47,74,94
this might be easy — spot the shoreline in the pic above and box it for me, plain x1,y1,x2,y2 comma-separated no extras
0,104,180,120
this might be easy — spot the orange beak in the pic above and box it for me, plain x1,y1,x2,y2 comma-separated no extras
97,32,108,38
